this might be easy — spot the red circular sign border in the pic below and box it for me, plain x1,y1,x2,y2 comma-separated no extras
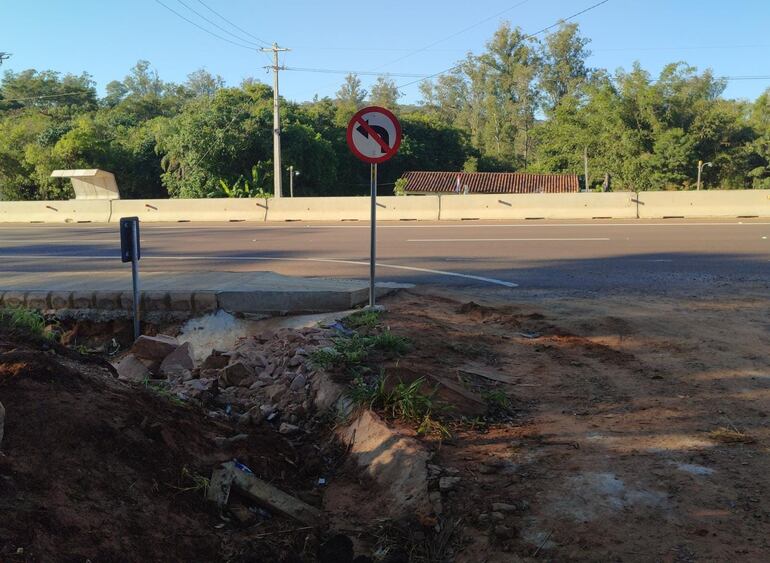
346,106,402,164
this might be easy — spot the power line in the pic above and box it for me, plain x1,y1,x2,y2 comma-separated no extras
373,0,532,72
397,0,611,90
285,67,428,78
194,0,272,47
153,0,258,51
174,0,263,47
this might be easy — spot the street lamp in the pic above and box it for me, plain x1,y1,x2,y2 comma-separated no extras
288,165,300,197
696,160,713,191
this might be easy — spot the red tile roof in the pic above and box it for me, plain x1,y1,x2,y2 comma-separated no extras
402,171,580,194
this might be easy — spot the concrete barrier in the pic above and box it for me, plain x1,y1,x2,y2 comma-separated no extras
109,198,268,222
0,200,112,223
636,190,770,218
266,197,370,221
375,196,440,221
438,192,637,220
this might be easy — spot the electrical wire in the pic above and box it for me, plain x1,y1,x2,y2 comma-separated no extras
194,0,272,46
153,0,258,51
284,67,427,78
174,0,263,47
372,0,532,72
396,0,611,90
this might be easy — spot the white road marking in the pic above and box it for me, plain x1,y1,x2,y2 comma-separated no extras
407,237,611,242
2,221,770,231
0,254,519,288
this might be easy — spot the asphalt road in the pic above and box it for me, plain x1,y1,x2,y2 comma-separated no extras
1,219,769,291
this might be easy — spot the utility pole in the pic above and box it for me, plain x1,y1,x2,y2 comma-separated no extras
0,52,11,66
289,165,294,197
583,146,590,192
261,43,290,198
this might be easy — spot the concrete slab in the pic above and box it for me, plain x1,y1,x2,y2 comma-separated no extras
0,270,411,314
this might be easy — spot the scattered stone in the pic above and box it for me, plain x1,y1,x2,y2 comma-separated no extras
115,354,151,383
429,491,443,515
279,422,300,435
160,342,195,379
264,383,287,403
491,502,517,513
201,353,229,370
290,373,307,392
130,335,178,362
177,378,218,401
494,525,515,539
439,476,461,492
218,362,252,387
491,511,505,521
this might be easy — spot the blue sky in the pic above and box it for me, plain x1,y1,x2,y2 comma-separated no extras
2,0,769,103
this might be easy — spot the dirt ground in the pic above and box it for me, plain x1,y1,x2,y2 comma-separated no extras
375,287,770,562
0,337,338,562
2,284,768,562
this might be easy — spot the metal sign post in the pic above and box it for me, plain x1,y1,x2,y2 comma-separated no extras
370,162,378,306
120,217,141,340
346,107,402,308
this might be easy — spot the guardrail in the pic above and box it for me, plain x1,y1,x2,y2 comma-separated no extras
1,190,768,223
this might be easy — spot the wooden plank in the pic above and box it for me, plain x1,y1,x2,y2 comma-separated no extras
229,464,322,527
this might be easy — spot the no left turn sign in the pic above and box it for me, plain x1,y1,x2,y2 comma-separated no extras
346,106,402,164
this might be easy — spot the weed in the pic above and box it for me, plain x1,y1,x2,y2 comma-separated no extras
168,466,210,496
370,330,411,355
482,389,511,410
143,378,186,407
344,309,382,330
0,307,49,340
349,374,450,438
309,346,342,369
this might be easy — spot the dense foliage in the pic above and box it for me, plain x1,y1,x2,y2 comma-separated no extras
2,23,770,200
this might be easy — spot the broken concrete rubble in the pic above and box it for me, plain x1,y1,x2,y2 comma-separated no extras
159,341,194,379
130,334,178,362
115,354,151,382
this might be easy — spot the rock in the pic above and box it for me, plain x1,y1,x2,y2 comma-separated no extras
493,525,515,539
290,374,307,392
202,353,229,370
130,335,178,362
439,476,461,492
429,491,443,515
264,383,287,403
0,401,5,449
312,372,345,412
177,378,218,401
491,511,505,521
159,342,195,379
491,502,517,513
279,422,300,435
115,354,151,383
240,405,265,425
218,362,252,387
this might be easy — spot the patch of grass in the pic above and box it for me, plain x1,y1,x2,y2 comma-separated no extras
0,307,49,340
168,466,210,496
482,389,512,410
344,309,382,330
370,330,411,355
310,330,411,371
349,374,450,438
143,378,186,407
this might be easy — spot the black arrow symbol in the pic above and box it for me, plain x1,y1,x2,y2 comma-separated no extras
356,120,390,154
